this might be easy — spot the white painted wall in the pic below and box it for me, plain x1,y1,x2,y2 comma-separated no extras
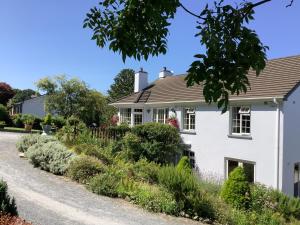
22,96,46,118
282,85,300,196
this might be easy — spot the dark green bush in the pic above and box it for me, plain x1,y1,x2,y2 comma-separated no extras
221,167,251,210
0,180,18,216
176,156,192,174
88,168,123,197
51,115,66,128
67,155,106,184
0,104,10,124
32,117,42,130
12,114,23,128
26,141,73,175
131,159,160,184
123,133,143,161
108,124,131,140
131,122,181,164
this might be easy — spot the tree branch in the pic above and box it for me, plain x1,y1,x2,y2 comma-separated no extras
286,0,294,7
179,3,205,20
248,0,272,9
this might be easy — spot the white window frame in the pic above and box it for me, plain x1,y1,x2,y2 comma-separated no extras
230,106,251,136
133,108,143,126
152,108,169,124
119,108,132,125
183,108,196,131
225,158,256,183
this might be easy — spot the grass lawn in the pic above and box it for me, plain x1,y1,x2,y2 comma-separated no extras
0,127,42,134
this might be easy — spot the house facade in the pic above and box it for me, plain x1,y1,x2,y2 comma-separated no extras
11,95,47,118
111,56,300,197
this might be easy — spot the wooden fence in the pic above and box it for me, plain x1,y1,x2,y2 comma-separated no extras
90,127,129,142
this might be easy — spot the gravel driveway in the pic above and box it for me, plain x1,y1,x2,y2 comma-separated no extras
0,132,202,225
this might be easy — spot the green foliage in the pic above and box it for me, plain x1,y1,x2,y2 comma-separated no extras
67,155,106,184
21,114,35,125
43,113,52,125
35,77,57,94
26,141,73,175
158,166,215,219
107,69,135,102
16,134,56,153
88,168,123,197
221,167,251,210
0,121,5,128
176,156,192,174
122,133,143,161
0,82,15,105
131,122,181,164
51,115,66,128
9,89,38,105
131,159,160,184
0,180,18,216
0,104,9,124
11,114,23,128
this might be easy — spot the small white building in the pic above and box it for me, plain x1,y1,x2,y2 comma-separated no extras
111,55,300,197
11,95,47,118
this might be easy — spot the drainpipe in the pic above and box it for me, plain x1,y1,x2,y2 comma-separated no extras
273,98,280,190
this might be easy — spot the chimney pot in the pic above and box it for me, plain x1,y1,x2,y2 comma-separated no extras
159,67,173,79
134,69,148,93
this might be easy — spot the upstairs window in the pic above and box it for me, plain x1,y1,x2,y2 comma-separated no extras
119,108,131,125
183,108,195,130
153,108,169,124
231,106,251,135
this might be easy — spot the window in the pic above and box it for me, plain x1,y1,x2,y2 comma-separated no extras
183,108,195,130
183,148,195,168
226,159,255,183
231,106,251,135
133,108,143,126
119,108,131,124
153,108,169,124
294,163,300,197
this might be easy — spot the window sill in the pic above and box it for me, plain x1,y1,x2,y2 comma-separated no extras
228,134,252,140
180,130,197,135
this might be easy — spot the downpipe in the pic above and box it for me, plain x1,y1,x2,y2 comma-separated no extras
273,98,280,190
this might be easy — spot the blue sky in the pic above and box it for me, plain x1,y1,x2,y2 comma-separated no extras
0,0,299,94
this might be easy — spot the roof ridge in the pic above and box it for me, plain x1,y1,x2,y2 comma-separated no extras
268,54,300,62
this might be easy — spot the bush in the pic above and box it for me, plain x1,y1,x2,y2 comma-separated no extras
0,104,9,124
16,134,56,153
26,141,73,175
72,144,113,164
123,133,143,161
21,114,35,125
51,116,66,128
67,155,106,184
221,167,251,210
158,166,215,218
88,168,123,197
0,180,18,216
32,117,42,130
131,159,160,183
11,114,23,128
0,214,32,225
176,156,192,174
43,113,52,125
131,122,181,164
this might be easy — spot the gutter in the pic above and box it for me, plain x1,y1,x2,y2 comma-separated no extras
273,97,281,190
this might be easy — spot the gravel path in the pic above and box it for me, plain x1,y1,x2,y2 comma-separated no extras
0,132,203,225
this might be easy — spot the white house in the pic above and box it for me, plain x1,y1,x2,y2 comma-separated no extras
11,95,47,118
111,55,300,197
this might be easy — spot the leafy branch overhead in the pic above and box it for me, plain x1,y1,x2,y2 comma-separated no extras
84,0,294,112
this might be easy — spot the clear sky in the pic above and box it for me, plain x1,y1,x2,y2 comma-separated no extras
0,0,299,94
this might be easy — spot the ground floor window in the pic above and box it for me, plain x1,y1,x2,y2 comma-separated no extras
294,163,300,197
183,108,195,130
119,108,131,125
133,108,143,126
153,108,169,124
225,158,255,183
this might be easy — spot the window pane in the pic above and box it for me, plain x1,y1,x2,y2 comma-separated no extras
228,160,239,177
184,108,195,130
157,109,165,123
120,108,131,124
134,114,143,125
153,109,157,122
243,163,255,183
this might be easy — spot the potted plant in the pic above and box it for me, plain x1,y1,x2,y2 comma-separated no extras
0,121,5,129
168,115,179,129
22,114,35,132
41,113,52,135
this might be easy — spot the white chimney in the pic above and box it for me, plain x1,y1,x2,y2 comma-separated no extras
134,68,148,93
159,67,173,79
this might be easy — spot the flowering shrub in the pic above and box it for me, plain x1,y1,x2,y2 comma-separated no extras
167,116,179,129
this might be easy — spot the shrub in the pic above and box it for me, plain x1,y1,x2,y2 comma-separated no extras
11,114,23,128
16,134,56,153
131,159,160,183
0,104,9,124
0,214,32,225
43,113,52,125
26,141,73,175
123,133,143,161
0,180,17,216
67,155,106,184
131,122,181,164
21,114,35,125
51,116,66,128
32,117,42,130
221,167,251,210
176,156,192,174
88,168,123,197
72,144,113,164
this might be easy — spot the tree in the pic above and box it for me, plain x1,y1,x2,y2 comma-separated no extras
84,0,295,112
10,89,39,104
36,76,114,125
0,82,15,105
107,69,135,102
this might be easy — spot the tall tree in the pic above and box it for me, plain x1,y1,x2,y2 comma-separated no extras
0,82,15,105
84,0,295,112
10,89,39,104
108,69,135,102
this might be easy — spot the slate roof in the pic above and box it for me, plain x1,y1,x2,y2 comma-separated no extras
112,55,300,105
